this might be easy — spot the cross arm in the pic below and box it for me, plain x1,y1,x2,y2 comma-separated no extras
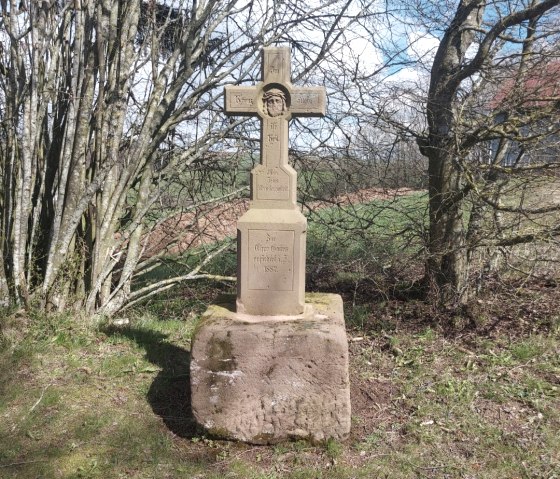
224,85,259,116
290,86,326,117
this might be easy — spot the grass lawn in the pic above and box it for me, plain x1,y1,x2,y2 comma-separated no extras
1,281,559,478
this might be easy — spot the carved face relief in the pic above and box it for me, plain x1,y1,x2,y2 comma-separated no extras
263,89,286,117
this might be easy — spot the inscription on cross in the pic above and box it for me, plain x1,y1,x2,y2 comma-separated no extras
225,47,326,316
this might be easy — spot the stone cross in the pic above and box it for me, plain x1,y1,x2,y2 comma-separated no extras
225,46,326,316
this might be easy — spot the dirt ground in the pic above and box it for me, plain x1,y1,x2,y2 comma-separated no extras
149,275,560,477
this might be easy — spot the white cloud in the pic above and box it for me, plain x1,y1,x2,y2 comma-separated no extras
407,31,440,65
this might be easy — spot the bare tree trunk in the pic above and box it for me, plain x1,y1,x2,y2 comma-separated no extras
426,148,470,303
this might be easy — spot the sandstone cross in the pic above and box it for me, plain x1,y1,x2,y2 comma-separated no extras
225,46,326,315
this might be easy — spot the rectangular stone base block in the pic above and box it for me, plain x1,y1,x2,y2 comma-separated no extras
190,293,351,444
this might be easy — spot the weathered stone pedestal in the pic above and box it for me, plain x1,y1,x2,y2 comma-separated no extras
190,293,351,444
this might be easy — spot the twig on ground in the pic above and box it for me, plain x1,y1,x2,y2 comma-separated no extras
29,384,51,414
11,383,52,432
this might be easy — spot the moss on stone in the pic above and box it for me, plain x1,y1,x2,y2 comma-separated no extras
206,335,235,372
206,426,234,439
305,292,337,305
249,432,277,444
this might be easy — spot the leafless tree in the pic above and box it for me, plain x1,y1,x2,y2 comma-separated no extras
0,0,356,315
341,0,560,305
417,0,560,304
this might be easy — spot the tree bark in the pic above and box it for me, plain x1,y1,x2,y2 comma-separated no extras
420,0,484,304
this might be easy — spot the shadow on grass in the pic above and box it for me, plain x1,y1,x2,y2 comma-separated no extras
103,325,199,438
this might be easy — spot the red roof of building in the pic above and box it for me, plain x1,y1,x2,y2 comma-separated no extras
490,60,560,111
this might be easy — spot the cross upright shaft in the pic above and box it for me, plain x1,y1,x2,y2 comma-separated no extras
225,47,325,316
225,47,325,208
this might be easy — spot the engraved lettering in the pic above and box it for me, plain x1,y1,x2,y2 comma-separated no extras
248,230,294,291
295,93,319,105
256,168,290,200
234,94,253,106
269,53,282,75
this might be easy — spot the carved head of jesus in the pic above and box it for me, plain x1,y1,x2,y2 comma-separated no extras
263,88,286,117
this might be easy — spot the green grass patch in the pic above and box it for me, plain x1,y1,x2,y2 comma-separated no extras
305,192,427,294
308,192,427,255
1,283,559,478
